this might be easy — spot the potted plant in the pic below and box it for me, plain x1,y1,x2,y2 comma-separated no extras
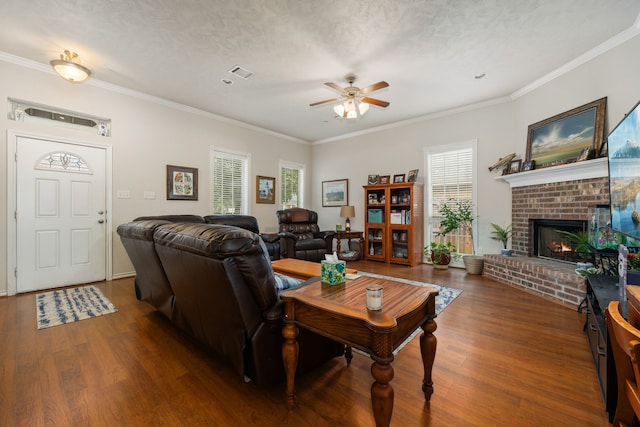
424,241,457,270
554,229,596,268
628,252,640,285
490,223,512,256
438,199,484,273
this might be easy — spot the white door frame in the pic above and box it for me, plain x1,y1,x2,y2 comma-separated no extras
6,129,113,296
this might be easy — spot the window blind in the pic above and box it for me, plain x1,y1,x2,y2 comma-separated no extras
280,164,302,209
211,150,248,214
428,146,474,254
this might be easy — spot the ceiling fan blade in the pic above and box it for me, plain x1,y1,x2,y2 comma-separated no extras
360,81,389,95
310,97,340,107
324,82,345,94
362,97,390,108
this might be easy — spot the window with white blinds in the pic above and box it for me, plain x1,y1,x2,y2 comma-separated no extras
426,141,477,256
280,161,304,209
211,149,249,215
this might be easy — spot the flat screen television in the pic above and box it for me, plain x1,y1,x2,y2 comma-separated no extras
607,99,640,245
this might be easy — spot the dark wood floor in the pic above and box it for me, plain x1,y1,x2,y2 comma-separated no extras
0,261,610,426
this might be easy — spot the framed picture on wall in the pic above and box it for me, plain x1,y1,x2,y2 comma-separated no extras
525,97,607,169
167,165,198,200
256,175,276,204
322,179,348,207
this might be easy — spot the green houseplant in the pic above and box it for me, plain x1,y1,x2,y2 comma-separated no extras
490,223,512,256
424,199,484,274
436,199,484,273
554,229,596,266
424,241,457,270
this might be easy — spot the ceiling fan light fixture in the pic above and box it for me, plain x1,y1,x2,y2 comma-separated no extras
334,98,369,119
358,101,370,115
50,50,92,83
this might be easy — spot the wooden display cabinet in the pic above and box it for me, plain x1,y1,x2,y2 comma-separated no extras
363,182,423,266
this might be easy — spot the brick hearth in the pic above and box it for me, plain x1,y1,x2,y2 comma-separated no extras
483,160,609,307
483,254,586,306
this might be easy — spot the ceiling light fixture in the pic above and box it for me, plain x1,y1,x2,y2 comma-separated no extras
333,98,369,119
50,50,92,83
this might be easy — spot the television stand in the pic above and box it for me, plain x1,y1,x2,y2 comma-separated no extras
583,274,624,422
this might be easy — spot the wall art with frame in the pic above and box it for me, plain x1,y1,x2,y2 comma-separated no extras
322,179,348,207
167,165,198,200
525,97,606,169
256,175,276,204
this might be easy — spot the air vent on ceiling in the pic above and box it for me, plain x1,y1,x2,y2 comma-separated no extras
228,65,253,80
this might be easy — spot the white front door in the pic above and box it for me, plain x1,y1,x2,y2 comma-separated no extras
16,136,107,293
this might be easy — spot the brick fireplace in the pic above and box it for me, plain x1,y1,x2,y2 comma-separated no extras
483,159,610,307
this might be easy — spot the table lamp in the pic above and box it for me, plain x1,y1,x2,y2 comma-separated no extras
340,205,355,231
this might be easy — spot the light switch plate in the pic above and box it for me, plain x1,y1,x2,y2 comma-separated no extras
117,190,131,199
143,191,156,200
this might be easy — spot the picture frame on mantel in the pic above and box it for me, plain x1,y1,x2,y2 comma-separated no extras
525,97,607,169
167,165,198,200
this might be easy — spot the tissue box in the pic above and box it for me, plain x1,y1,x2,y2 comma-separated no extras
321,260,346,285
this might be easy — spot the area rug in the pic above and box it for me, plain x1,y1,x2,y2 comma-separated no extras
359,272,462,315
357,272,463,354
36,285,118,330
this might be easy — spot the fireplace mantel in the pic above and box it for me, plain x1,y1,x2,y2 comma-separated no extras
496,157,607,188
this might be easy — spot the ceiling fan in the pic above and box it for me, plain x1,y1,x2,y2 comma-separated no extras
310,74,389,119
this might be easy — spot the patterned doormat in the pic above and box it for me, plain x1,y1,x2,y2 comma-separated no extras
36,285,118,330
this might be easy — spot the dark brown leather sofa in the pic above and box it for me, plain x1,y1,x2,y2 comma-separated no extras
117,219,343,386
134,214,280,260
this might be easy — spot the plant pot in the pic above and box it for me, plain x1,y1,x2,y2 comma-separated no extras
463,255,484,275
628,270,640,285
431,252,451,269
576,262,593,270
501,249,512,256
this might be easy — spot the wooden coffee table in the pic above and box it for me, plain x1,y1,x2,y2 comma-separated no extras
271,258,357,280
280,275,438,427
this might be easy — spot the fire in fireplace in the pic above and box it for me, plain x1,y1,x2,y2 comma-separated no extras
532,219,589,263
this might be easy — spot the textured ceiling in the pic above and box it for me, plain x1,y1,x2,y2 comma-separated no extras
1,0,639,142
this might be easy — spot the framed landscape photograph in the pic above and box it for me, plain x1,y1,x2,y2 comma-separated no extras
167,165,198,200
256,175,275,204
379,175,390,184
393,174,405,183
322,179,348,207
525,97,607,169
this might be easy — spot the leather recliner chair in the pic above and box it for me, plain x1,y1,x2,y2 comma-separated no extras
276,208,335,262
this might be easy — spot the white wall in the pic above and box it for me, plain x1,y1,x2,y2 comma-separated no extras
0,61,311,292
312,34,640,256
2,33,639,294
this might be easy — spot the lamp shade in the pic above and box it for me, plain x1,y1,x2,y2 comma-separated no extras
340,205,355,218
50,50,92,83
